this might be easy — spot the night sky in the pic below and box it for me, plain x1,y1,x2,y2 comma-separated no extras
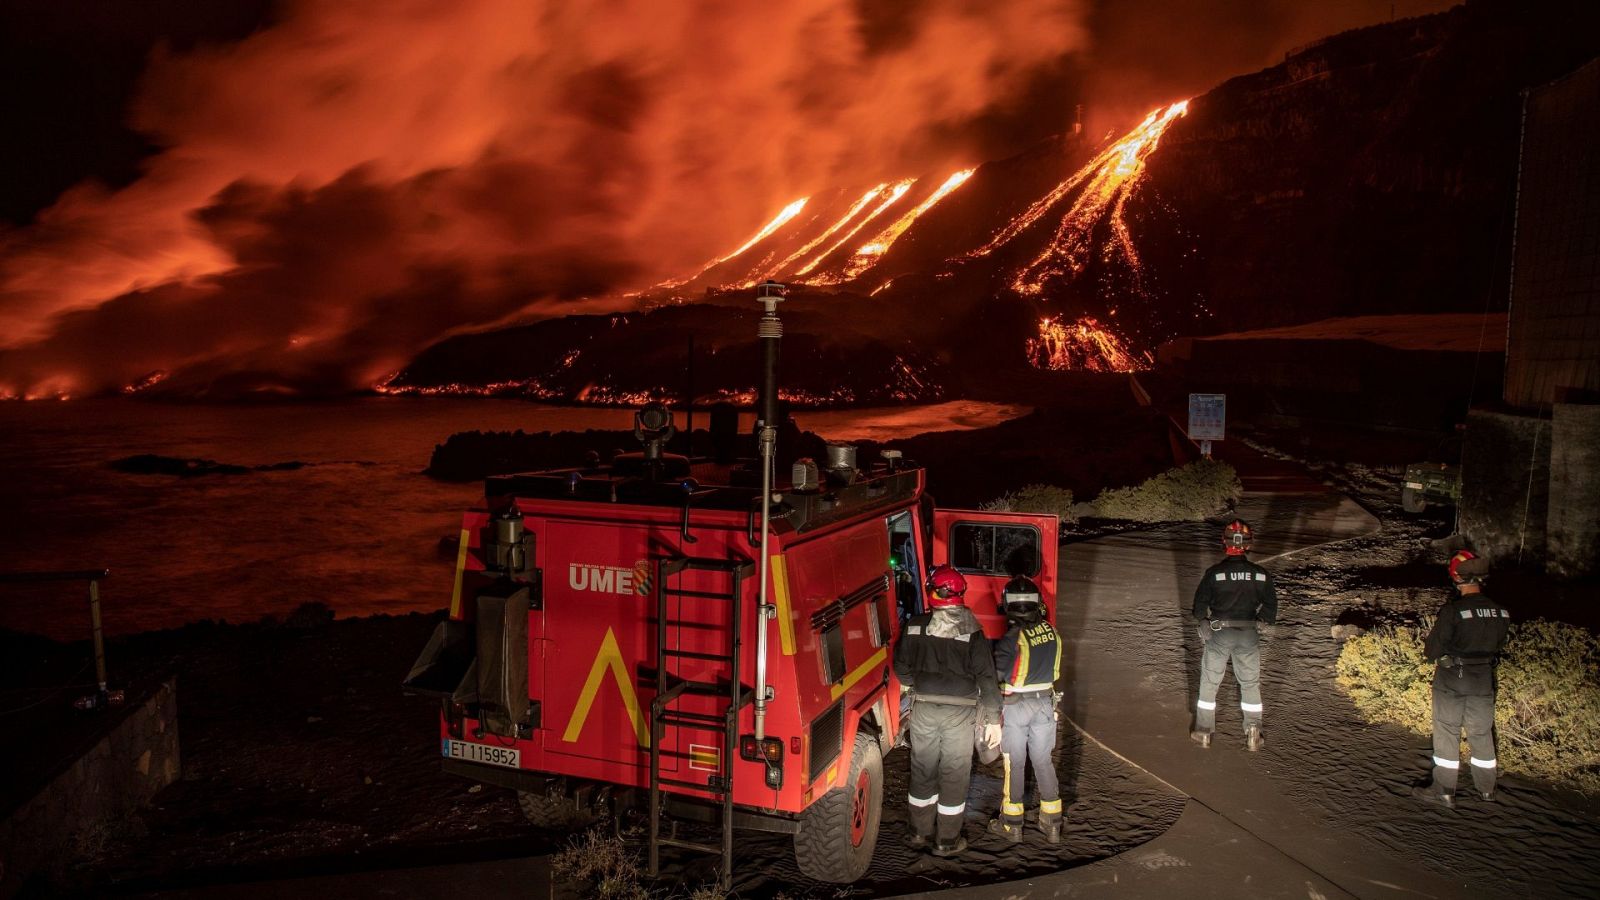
0,0,1455,398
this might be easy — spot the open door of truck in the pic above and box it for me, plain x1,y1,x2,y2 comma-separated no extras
931,510,1059,638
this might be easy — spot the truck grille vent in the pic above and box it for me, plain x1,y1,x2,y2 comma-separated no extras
808,700,845,783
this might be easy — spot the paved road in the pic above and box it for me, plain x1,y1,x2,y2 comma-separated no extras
152,490,1481,900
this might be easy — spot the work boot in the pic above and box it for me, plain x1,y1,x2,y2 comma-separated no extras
1245,726,1265,752
1189,730,1212,749
1411,784,1456,810
930,836,968,858
986,818,1023,843
904,831,932,851
1038,813,1063,845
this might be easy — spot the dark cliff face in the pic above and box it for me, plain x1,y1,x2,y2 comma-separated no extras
1141,0,1600,334
392,0,1600,402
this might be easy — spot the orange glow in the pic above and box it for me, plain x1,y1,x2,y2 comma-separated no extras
121,371,170,394
657,198,809,289
746,184,890,285
967,101,1188,297
1026,316,1147,372
794,180,915,279
840,169,975,280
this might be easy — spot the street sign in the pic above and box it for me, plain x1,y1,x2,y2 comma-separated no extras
1188,393,1226,443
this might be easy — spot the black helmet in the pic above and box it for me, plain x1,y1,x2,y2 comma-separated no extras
1002,575,1043,625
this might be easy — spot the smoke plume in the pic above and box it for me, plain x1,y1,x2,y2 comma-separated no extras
0,0,1089,397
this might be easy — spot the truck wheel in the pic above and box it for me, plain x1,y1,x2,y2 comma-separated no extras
517,790,584,828
794,731,882,883
1401,487,1427,513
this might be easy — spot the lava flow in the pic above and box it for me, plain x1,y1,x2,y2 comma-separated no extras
656,197,810,290
1026,316,1149,372
970,101,1189,294
835,168,976,281
793,180,916,279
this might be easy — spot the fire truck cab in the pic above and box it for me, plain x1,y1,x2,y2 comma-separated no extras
405,288,1059,887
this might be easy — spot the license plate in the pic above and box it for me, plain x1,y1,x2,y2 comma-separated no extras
1404,482,1424,490
442,739,521,769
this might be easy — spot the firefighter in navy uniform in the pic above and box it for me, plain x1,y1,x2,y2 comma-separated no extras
987,576,1064,844
1190,519,1277,750
1413,550,1511,809
895,565,1001,857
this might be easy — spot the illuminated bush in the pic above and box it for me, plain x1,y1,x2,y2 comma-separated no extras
981,483,1075,523
1089,458,1242,522
1336,619,1600,793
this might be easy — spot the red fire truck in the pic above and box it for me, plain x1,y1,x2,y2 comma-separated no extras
405,284,1059,887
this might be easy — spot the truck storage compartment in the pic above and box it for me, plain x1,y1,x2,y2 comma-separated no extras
475,582,532,736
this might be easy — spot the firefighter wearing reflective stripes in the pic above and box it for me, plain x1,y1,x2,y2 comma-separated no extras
894,566,1001,857
1414,550,1510,809
1190,520,1276,751
987,576,1064,844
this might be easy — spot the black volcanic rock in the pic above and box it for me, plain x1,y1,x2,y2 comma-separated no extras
393,0,1600,401
1141,0,1600,335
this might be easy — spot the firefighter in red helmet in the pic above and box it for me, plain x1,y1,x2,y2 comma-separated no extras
1190,519,1276,750
894,564,1001,856
1413,549,1510,808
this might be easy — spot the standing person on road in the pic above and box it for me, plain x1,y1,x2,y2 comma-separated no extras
987,576,1065,844
1191,519,1277,751
1413,550,1510,809
895,565,1001,857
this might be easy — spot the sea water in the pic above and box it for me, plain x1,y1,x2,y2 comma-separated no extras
0,397,1024,637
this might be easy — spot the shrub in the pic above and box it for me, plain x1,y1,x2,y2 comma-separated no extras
550,829,650,900
1336,618,1600,793
981,483,1076,523
1089,458,1242,522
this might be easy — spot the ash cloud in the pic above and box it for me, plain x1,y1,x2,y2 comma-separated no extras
0,0,1091,397
0,0,1455,398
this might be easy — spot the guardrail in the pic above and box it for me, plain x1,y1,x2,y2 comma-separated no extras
0,568,119,709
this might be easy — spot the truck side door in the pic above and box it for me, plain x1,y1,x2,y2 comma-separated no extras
931,510,1059,639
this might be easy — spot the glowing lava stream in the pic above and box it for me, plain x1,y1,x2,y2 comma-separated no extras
839,168,975,280
743,184,890,286
794,179,916,279
966,101,1188,296
1027,315,1148,372
655,197,809,289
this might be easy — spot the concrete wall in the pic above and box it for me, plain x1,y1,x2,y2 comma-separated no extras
1547,403,1600,577
0,678,179,898
1460,409,1551,567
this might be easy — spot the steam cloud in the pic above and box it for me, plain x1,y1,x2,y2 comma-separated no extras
0,0,1089,398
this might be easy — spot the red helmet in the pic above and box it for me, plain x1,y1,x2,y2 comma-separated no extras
926,565,968,607
1449,549,1485,585
1222,519,1253,556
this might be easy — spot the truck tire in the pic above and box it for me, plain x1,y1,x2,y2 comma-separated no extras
1401,487,1427,514
794,731,882,883
517,789,583,828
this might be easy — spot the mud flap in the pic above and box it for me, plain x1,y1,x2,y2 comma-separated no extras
476,583,531,736
403,619,476,697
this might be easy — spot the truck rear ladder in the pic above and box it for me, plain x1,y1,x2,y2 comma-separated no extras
647,555,756,892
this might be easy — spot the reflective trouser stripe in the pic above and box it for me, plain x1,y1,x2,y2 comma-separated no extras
937,802,965,815
1196,699,1217,710
1432,756,1460,769
908,794,937,807
1240,701,1263,712
1040,798,1063,815
1470,757,1498,769
1002,684,1054,693
1002,802,1025,816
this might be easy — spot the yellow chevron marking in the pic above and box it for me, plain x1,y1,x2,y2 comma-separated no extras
771,554,796,656
830,647,888,701
562,627,651,747
448,528,471,619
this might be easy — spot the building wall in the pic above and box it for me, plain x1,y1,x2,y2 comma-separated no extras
1504,57,1600,409
1548,403,1600,577
0,679,179,898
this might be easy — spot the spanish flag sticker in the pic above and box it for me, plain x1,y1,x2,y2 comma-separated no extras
688,744,721,772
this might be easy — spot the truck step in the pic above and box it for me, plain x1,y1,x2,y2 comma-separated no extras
657,775,728,794
663,648,734,662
